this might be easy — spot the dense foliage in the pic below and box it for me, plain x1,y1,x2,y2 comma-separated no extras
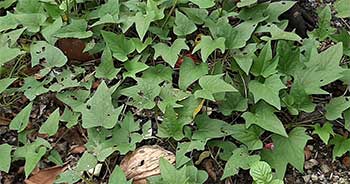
0,0,350,183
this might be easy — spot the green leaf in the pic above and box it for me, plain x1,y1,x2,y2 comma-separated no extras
9,102,33,132
192,36,225,62
250,41,278,77
218,92,248,116
131,0,165,40
0,78,17,94
79,81,123,129
0,144,12,172
123,58,149,80
96,48,121,80
158,106,187,140
120,78,161,110
331,29,350,57
0,13,19,32
158,83,191,113
0,46,23,66
194,74,237,101
264,1,296,22
192,114,236,140
14,138,51,178
174,10,197,36
1,27,26,47
261,127,311,179
143,65,173,84
153,38,189,67
0,0,16,9
109,166,132,184
39,108,60,136
175,140,206,168
345,109,350,131
48,149,63,166
207,17,260,50
222,147,260,179
180,7,208,25
101,30,135,62
56,170,81,184
230,125,264,151
242,102,287,137
157,158,187,183
277,40,303,76
185,165,208,184
237,0,257,8
56,89,90,111
66,114,83,131
257,23,302,41
189,0,215,8
248,74,286,110
250,161,283,184
207,140,237,161
313,122,334,144
329,134,350,159
179,57,208,90
132,37,152,53
334,0,350,18
310,5,336,41
20,77,50,100
325,96,350,121
232,44,257,75
55,19,93,39
41,18,63,44
294,43,344,95
30,41,68,70
76,152,97,172
13,13,46,33
48,69,81,92
283,83,315,115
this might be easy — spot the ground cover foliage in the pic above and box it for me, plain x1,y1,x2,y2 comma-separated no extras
0,0,350,183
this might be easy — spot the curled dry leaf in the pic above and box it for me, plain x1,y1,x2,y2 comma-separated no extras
304,146,312,161
120,145,175,183
201,159,217,181
57,38,94,63
343,156,350,167
70,145,86,154
24,165,67,184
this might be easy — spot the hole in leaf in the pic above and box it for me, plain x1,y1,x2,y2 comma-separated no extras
139,160,145,166
138,91,144,97
281,2,286,4
320,79,324,82
70,95,78,100
86,105,91,110
39,58,46,64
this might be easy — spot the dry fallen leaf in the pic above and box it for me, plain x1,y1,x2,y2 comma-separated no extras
24,165,67,184
304,147,312,161
343,156,350,167
0,116,11,126
202,159,217,181
70,145,86,154
120,145,175,183
57,38,94,63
